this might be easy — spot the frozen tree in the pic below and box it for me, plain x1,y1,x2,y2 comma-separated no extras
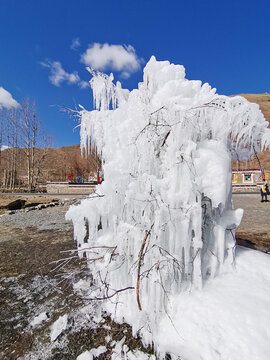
66,56,270,355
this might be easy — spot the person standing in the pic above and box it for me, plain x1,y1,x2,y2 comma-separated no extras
261,182,268,202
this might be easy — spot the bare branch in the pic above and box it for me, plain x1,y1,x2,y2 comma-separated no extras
136,224,154,311
80,286,135,301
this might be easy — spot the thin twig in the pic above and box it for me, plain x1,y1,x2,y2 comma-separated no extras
150,106,165,116
80,286,134,301
136,224,154,311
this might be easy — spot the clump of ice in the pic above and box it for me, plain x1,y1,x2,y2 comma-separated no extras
30,312,48,327
77,346,107,360
126,350,156,360
50,314,68,342
66,56,270,358
76,341,156,360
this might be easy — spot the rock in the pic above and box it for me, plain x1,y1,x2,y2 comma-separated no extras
25,202,42,208
6,199,26,210
47,202,55,207
37,204,46,210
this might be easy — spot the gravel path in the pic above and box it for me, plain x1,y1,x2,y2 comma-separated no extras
0,201,75,232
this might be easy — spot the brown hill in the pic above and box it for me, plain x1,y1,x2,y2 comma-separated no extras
0,144,99,190
42,144,99,181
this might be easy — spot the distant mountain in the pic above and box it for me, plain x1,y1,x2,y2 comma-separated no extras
40,144,99,181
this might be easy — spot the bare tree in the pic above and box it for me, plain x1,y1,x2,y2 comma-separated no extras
19,98,51,191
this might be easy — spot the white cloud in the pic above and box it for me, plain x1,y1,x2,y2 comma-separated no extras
120,71,132,79
0,87,19,109
79,80,89,89
71,37,81,51
40,60,80,87
81,43,142,78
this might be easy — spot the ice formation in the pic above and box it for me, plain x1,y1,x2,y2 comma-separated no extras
66,56,270,357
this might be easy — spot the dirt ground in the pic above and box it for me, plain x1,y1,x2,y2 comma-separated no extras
0,204,82,359
0,196,152,360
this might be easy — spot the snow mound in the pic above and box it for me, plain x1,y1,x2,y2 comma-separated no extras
157,247,270,360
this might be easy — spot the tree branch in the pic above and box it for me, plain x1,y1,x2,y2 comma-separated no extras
136,224,154,311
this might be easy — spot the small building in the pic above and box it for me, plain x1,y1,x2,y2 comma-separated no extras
232,170,269,192
46,181,96,194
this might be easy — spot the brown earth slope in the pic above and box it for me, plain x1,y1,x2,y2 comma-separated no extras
0,144,99,188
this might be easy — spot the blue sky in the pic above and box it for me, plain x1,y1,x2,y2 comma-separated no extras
0,0,269,147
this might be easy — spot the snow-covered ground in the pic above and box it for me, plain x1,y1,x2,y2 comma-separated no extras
75,246,270,360
156,246,270,360
73,245,270,359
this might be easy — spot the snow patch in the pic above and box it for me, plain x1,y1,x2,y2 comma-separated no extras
50,314,68,342
30,312,48,327
156,247,270,360
77,345,107,360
